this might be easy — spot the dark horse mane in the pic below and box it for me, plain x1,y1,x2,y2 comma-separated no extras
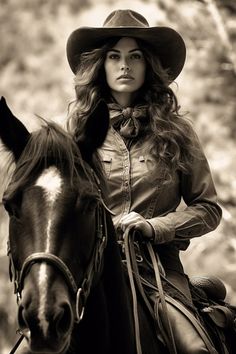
4,120,107,202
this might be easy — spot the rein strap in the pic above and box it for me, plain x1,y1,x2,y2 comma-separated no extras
124,229,143,354
123,230,177,354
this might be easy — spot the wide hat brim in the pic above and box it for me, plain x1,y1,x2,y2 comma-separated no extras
66,26,186,82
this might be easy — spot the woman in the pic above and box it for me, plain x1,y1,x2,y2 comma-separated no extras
66,9,222,353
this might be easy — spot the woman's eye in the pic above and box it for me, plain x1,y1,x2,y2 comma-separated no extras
131,53,142,60
108,53,119,59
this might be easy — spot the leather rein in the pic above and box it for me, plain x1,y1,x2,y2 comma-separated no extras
8,189,112,354
123,230,218,354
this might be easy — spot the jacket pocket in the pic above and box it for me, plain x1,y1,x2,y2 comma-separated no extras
137,155,166,187
100,155,112,179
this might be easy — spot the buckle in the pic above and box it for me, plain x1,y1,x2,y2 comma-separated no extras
75,288,85,323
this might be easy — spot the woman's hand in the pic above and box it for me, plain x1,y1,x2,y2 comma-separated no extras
118,211,154,239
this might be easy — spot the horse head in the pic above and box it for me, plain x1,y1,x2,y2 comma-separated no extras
0,97,113,353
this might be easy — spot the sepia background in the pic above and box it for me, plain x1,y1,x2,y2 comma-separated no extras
0,0,235,352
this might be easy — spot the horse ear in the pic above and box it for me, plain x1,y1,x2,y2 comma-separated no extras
77,100,109,161
0,96,30,161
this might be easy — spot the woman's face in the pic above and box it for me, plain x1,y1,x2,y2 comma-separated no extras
104,37,146,106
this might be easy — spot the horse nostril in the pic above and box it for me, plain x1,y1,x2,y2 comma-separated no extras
55,302,73,336
18,304,28,329
18,300,73,341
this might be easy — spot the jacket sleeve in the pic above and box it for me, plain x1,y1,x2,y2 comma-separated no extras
147,140,222,247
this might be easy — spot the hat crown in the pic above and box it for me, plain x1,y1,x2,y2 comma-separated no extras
103,9,150,28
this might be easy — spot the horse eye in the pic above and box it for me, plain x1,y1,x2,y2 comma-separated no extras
2,196,21,219
76,196,98,214
3,200,14,216
86,198,99,212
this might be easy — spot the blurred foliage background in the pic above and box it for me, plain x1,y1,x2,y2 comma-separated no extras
0,0,235,352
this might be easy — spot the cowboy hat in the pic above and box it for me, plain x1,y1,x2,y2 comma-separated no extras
66,9,186,81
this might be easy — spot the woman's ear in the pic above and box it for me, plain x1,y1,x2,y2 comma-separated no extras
0,97,30,161
77,99,109,162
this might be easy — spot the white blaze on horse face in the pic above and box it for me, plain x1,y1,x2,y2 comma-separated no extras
35,166,62,337
35,166,62,251
38,263,49,336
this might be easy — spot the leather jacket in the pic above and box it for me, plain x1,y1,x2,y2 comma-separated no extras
98,126,222,256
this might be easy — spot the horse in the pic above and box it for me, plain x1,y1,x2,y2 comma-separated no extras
0,97,163,354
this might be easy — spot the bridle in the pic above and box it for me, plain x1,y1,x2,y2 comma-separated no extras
8,186,113,354
9,197,108,318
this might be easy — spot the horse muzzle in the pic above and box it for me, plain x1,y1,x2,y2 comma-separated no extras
17,294,74,353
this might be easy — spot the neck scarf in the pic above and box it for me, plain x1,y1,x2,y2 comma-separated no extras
108,102,148,139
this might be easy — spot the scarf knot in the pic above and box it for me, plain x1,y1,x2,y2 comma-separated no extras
108,103,148,138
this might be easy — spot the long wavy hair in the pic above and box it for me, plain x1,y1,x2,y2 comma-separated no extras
66,37,201,183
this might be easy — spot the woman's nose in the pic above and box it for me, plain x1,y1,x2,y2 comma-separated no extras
120,63,130,71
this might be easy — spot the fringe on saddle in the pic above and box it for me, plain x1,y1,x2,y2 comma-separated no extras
121,230,236,354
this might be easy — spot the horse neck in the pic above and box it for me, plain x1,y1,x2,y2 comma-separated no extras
102,213,135,354
71,213,135,354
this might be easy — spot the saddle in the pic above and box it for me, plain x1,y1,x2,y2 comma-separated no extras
189,276,236,354
122,231,236,354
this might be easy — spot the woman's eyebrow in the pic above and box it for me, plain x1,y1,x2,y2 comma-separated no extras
108,48,142,53
129,48,142,52
107,49,120,52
